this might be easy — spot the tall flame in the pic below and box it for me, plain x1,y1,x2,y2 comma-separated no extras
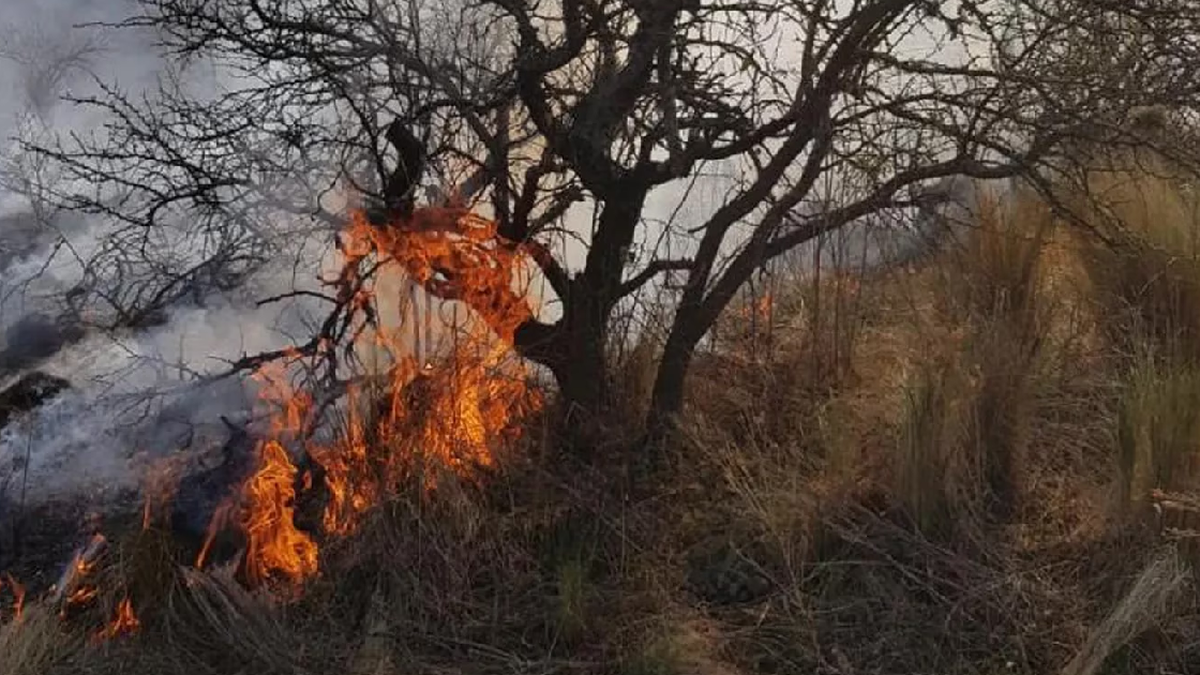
240,439,318,592
197,204,542,595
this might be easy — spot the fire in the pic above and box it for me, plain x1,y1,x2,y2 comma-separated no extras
94,597,139,642
195,501,234,570
305,207,542,533
67,585,99,605
341,207,536,344
51,533,107,606
191,203,541,595
739,293,774,322
1,573,24,621
239,439,318,592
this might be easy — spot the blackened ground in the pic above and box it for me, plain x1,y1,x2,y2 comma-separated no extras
0,489,140,597
0,313,87,377
168,419,257,566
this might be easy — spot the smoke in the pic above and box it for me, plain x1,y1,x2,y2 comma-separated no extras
0,2,338,511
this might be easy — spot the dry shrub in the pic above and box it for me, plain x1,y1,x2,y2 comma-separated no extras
1061,545,1193,675
50,525,326,675
1118,352,1200,505
309,461,650,671
170,565,313,673
944,189,1053,332
1076,163,1200,361
687,415,1078,675
894,355,973,537
618,614,741,675
1069,159,1200,511
688,266,876,453
891,190,1056,532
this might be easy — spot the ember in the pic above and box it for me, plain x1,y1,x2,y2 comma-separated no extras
49,533,107,605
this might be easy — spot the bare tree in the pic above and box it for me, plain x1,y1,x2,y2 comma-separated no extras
0,18,105,122
28,0,1200,449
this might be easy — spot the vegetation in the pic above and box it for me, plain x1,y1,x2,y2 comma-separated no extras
4,1,1200,673
27,0,1200,448
3,132,1200,675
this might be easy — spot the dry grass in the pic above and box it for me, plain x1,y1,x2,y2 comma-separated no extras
9,157,1200,675
1061,546,1192,675
1076,160,1200,361
1118,353,1200,507
0,604,83,675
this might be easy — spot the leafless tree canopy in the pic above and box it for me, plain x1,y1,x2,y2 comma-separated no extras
25,0,1200,442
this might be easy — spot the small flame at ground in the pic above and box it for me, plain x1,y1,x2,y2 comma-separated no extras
1,573,24,621
94,597,139,642
67,585,98,606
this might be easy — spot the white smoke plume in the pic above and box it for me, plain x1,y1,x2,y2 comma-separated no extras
0,1,337,510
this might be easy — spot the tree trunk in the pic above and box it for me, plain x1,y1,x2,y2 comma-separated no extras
512,191,646,454
644,308,707,457
647,331,695,431
551,291,610,423
513,280,612,452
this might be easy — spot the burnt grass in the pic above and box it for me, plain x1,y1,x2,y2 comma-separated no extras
10,190,1200,674
0,490,142,596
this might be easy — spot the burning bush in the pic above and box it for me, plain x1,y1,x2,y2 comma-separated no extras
174,204,546,596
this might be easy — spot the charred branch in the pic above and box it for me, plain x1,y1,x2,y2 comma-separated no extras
380,119,428,220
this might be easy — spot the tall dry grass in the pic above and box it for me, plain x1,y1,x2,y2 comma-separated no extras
891,191,1057,531
13,151,1200,675
0,605,82,675
1072,158,1200,507
1077,159,1200,361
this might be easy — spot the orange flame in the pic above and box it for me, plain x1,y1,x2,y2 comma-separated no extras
1,573,24,621
341,208,536,344
194,500,234,570
68,585,99,605
303,207,542,534
739,293,774,322
198,204,542,595
239,439,319,593
94,597,139,642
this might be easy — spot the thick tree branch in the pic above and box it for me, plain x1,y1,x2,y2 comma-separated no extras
617,258,693,299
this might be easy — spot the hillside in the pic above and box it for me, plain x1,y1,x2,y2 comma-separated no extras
4,157,1200,675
